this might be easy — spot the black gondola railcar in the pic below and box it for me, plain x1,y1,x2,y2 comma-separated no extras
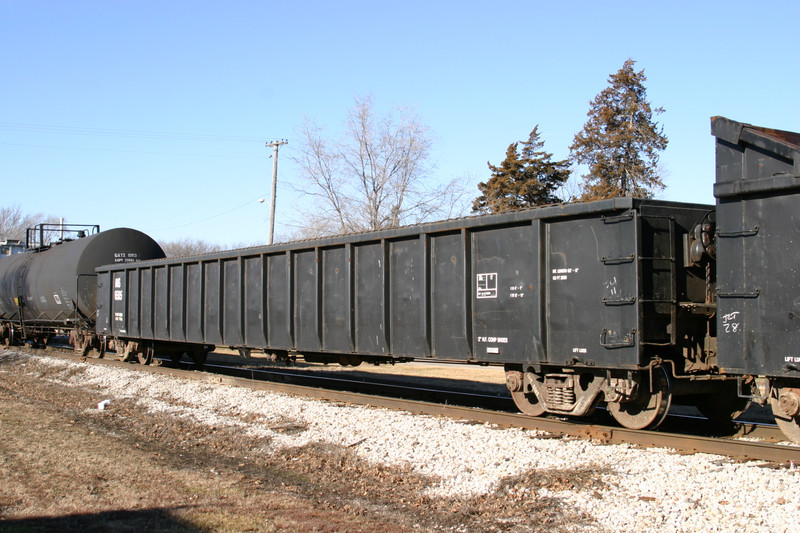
712,117,800,441
97,197,719,431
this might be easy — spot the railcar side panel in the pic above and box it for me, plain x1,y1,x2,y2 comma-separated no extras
266,253,292,349
321,246,351,353
716,193,800,374
126,270,141,337
154,266,169,340
186,262,204,343
243,256,266,348
97,200,716,372
430,231,471,359
389,237,427,357
294,249,320,352
203,262,222,345
169,264,185,342
139,268,154,339
354,242,386,354
471,223,539,363
713,117,800,376
111,271,127,336
545,213,640,369
223,258,243,346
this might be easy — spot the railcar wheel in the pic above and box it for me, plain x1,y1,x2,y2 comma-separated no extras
511,390,546,417
237,348,251,358
85,335,104,358
696,380,752,422
115,340,132,361
6,324,22,346
506,370,545,417
191,346,208,368
608,367,671,430
770,386,800,444
137,343,155,365
74,331,92,357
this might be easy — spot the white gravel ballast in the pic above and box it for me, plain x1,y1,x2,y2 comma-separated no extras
6,349,800,532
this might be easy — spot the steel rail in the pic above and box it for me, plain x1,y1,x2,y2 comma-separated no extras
193,361,516,410
181,367,800,464
190,359,786,442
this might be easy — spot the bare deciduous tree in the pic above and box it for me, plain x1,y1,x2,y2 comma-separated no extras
291,96,469,237
0,205,58,242
158,238,226,258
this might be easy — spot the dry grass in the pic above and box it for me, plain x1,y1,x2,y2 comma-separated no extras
0,353,605,532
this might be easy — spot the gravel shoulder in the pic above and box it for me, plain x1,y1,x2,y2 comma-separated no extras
1,349,799,532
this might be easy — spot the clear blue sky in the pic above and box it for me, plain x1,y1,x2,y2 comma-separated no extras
2,0,798,246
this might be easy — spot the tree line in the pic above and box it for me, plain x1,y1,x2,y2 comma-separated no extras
473,58,667,213
294,58,667,231
0,206,58,243
3,59,666,250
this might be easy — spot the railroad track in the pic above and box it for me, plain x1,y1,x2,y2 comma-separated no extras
172,358,797,459
13,346,800,465
181,356,786,435
172,359,517,411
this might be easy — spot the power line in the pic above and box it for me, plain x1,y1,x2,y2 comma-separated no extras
0,121,267,143
0,141,265,159
152,196,266,232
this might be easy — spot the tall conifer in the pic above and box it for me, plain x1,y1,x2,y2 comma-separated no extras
570,59,668,200
473,126,569,214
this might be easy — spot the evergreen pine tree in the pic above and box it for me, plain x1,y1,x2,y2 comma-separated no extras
473,126,570,214
570,59,668,200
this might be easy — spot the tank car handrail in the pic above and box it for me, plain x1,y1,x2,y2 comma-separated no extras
26,223,100,250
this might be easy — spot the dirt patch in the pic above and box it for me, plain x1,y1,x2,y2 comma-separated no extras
0,353,606,532
207,351,509,396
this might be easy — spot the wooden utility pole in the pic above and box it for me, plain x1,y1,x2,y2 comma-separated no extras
266,139,287,245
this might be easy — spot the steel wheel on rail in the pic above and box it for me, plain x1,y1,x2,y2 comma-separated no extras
770,386,800,444
190,346,208,368
695,380,752,422
608,366,672,430
73,330,92,357
505,369,546,417
114,340,133,362
2,324,16,346
137,342,155,365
